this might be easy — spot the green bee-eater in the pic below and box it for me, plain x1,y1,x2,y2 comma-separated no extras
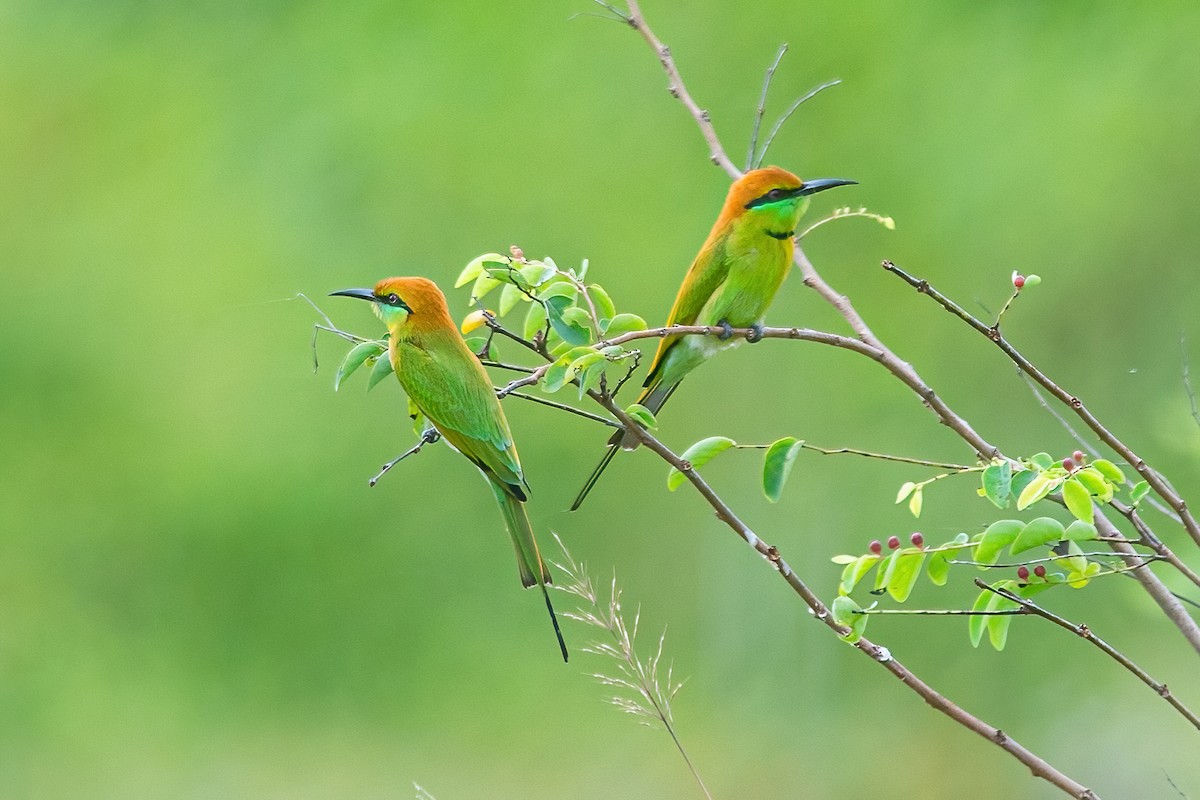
571,166,855,510
332,277,568,661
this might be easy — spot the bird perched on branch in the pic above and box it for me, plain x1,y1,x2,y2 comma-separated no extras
571,166,855,510
332,277,568,662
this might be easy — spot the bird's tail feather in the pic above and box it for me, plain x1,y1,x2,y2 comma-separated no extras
571,380,681,510
569,441,620,511
491,480,568,661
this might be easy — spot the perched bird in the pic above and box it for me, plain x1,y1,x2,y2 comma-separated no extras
331,277,568,662
571,167,855,510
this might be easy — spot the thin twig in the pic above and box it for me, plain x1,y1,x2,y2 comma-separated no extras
1182,334,1200,429
1021,371,1180,523
977,580,1200,732
591,385,1098,799
747,43,788,171
882,258,1200,549
369,428,441,487
621,0,741,175
733,441,970,470
756,79,841,169
857,607,1023,616
505,390,621,428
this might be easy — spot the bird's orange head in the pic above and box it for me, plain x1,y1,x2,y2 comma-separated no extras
716,166,856,238
330,276,455,338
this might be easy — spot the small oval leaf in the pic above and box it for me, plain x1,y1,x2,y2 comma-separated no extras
975,520,1023,565
335,341,385,391
762,437,805,503
1062,478,1094,523
1010,516,1065,556
1091,458,1127,485
667,436,736,491
366,353,395,390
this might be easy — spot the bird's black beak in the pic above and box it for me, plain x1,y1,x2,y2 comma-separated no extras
329,288,377,302
798,178,857,196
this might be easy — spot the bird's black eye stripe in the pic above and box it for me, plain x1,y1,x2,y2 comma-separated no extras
375,292,410,310
745,186,800,209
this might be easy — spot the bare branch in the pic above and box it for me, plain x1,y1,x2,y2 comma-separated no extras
621,0,741,176
756,78,842,168
977,580,1200,733
369,428,442,487
747,43,788,171
882,258,1200,549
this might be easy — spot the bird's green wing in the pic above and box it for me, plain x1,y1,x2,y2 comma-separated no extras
396,335,525,496
643,233,730,390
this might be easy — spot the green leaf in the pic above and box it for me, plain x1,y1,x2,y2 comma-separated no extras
1062,478,1094,523
602,312,648,339
1010,468,1037,500
895,481,916,504
1066,560,1102,589
625,403,657,430
536,282,578,303
873,552,897,593
470,269,505,302
831,595,868,643
762,437,805,503
578,359,607,398
667,436,736,491
541,361,570,393
1091,458,1126,485
987,594,1020,651
1016,473,1059,510
456,253,506,288
519,262,557,288
974,519,1023,565
908,487,924,518
1010,516,1065,556
523,301,548,341
1129,480,1150,505
566,350,605,380
1063,520,1098,542
839,554,880,595
586,285,616,324
981,461,1013,509
1028,452,1054,470
1056,539,1088,575
968,589,992,648
498,283,524,316
885,550,926,602
335,341,385,391
366,353,394,390
545,296,590,346
831,554,858,565
1075,467,1113,503
927,537,969,586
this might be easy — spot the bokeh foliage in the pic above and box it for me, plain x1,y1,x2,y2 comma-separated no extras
3,1,1200,797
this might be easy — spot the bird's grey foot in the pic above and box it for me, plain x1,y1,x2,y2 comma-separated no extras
717,319,735,340
746,323,764,343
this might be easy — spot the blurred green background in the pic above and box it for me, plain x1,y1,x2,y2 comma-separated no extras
3,1,1200,797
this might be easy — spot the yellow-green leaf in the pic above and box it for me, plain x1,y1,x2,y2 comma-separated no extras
1062,478,1094,523
456,253,507,288
335,340,385,391
762,437,805,503
667,436,736,491
1016,473,1059,510
366,353,394,390
908,487,924,517
1010,517,1065,555
1091,459,1126,485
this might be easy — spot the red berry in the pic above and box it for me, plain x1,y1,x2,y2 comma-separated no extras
1072,450,1085,463
1034,565,1047,578
869,540,883,555
1013,274,1026,289
1017,566,1030,581
910,532,924,547
887,535,901,550
1062,458,1074,471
